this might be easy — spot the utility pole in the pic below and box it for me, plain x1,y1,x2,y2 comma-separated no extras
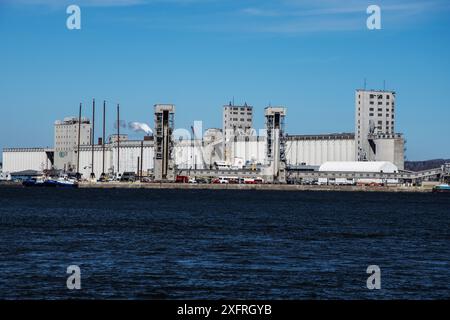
102,100,106,176
91,98,95,179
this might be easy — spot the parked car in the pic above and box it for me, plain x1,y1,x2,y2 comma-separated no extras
196,177,208,184
212,177,229,184
176,175,189,183
120,172,136,182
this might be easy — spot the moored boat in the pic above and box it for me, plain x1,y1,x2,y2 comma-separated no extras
432,184,450,193
22,177,45,187
23,176,78,188
54,176,78,188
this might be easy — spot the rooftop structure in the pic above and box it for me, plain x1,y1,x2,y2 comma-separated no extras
319,161,398,173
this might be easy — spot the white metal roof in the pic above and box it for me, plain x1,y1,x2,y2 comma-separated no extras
319,161,398,173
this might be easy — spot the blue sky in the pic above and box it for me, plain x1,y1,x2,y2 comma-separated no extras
0,0,449,160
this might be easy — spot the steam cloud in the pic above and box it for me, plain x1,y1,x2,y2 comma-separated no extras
128,122,153,135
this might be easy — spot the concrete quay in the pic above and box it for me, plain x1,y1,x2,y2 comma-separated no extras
77,182,436,193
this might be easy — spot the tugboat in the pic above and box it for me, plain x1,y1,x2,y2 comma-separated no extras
432,184,450,193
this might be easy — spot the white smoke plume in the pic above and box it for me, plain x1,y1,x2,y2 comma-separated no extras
128,122,153,135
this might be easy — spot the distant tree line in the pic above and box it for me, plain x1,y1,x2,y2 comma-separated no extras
405,159,450,172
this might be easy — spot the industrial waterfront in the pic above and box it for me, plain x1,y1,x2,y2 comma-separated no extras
1,89,449,190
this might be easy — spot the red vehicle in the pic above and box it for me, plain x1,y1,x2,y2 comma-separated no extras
176,175,189,183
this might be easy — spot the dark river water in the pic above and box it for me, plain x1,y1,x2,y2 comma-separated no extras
0,187,449,299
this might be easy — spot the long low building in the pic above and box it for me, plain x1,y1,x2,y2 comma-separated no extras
2,148,53,173
318,161,399,185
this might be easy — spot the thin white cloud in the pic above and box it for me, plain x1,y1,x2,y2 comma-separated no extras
4,0,207,7
242,0,447,18
3,0,143,7
238,0,450,34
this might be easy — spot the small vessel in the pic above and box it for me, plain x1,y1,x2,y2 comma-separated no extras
49,176,79,188
432,184,450,193
22,177,45,187
57,177,78,188
23,176,78,188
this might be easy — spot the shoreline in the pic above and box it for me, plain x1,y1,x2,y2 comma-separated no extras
0,181,438,193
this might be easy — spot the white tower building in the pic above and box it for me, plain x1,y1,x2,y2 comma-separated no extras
355,89,404,169
222,102,253,163
54,117,91,172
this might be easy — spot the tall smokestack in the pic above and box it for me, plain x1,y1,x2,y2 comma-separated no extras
140,140,144,180
91,98,95,178
77,103,82,178
117,103,120,174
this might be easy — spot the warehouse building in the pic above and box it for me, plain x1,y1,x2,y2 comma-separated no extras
2,148,53,174
318,161,399,185
285,133,355,167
